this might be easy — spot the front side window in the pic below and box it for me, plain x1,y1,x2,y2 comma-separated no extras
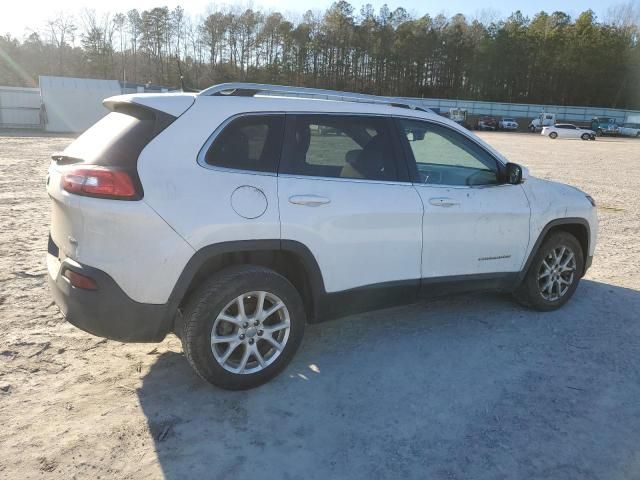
398,119,499,186
280,115,401,181
204,115,284,173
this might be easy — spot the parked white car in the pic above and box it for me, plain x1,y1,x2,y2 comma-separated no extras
498,117,519,131
619,123,640,137
47,83,598,389
542,124,596,140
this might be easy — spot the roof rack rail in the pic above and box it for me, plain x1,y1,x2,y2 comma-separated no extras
199,83,430,113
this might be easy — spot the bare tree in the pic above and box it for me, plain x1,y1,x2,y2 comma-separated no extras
47,13,77,74
114,13,126,83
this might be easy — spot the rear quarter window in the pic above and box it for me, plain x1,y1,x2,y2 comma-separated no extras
202,115,285,173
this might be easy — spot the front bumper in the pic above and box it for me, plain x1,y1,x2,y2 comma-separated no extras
48,256,174,342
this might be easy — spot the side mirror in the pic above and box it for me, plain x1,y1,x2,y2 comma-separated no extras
505,162,523,184
411,129,426,141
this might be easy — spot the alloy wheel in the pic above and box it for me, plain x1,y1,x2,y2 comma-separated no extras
210,291,290,374
537,246,577,301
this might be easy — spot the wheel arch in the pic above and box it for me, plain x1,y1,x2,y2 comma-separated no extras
519,218,591,282
169,240,326,334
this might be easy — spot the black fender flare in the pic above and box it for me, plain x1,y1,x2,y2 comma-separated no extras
517,217,591,282
167,239,327,328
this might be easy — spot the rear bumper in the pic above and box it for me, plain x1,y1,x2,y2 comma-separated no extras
48,257,174,342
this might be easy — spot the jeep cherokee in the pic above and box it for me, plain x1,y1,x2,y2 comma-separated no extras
47,83,598,389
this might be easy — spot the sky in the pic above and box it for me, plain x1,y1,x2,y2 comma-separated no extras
0,0,631,40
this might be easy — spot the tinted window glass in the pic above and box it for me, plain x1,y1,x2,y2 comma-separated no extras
398,119,498,186
281,115,399,181
204,115,284,173
61,106,172,167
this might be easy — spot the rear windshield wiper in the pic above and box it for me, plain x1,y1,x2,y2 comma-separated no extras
51,153,83,165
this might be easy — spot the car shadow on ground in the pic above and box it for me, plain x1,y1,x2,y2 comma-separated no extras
137,279,640,480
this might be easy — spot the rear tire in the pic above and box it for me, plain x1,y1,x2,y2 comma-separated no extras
514,232,584,311
181,265,306,390
549,132,558,139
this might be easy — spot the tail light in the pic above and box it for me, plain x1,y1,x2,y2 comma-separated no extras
61,165,138,200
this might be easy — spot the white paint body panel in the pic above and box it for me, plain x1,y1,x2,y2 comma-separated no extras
521,178,598,258
137,98,284,251
47,164,195,304
278,176,423,292
104,93,196,117
415,184,531,277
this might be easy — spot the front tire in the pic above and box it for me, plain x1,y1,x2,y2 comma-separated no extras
549,132,558,139
581,133,590,140
181,265,306,390
514,232,584,311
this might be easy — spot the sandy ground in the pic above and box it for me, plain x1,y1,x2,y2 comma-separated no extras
0,131,639,479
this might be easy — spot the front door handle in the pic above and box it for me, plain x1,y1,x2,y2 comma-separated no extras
289,195,331,207
429,197,459,207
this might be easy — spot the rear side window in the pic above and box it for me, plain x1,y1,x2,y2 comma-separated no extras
280,114,402,181
61,105,173,167
203,115,284,173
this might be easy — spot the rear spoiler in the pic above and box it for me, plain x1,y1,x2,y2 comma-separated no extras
103,93,196,118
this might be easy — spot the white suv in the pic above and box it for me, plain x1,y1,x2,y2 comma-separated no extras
47,83,598,389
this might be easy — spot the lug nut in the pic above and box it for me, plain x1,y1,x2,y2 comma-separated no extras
254,320,260,326
242,322,249,328
257,330,263,336
248,338,254,345
239,334,245,340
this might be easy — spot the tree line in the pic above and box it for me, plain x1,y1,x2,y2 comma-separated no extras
1,2,639,109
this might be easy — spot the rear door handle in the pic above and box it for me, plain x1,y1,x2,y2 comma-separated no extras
289,195,331,207
429,197,459,207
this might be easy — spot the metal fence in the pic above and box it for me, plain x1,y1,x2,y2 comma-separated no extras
403,97,640,124
0,86,41,129
2,80,640,131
